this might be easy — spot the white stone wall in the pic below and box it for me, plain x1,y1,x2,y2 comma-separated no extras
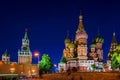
58,63,67,72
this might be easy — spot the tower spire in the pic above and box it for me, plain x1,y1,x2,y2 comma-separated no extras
24,28,28,39
78,12,84,31
64,30,71,43
66,30,69,38
4,49,9,56
112,32,117,43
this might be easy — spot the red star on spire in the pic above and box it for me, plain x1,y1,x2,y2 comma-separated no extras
25,28,28,32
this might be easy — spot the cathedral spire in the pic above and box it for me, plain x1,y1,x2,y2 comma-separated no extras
112,32,117,43
64,30,71,43
78,13,84,31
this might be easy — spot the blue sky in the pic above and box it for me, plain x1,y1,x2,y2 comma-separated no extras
0,0,120,65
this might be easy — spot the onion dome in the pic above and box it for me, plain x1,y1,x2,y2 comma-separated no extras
95,33,104,43
76,32,88,40
90,44,96,48
68,42,75,48
76,14,88,40
90,40,96,48
64,31,71,43
64,37,71,43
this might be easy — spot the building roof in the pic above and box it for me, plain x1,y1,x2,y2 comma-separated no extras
112,32,117,43
60,56,67,63
64,31,71,43
94,33,104,43
68,42,75,48
24,32,28,39
2,50,9,57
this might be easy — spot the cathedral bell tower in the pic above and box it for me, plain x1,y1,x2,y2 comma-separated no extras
18,29,32,64
75,14,88,60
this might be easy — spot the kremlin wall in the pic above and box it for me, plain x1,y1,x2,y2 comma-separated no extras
0,31,38,76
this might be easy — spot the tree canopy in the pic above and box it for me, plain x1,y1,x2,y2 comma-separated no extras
39,54,52,73
111,45,120,70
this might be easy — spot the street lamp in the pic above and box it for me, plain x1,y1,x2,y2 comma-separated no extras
34,52,40,64
53,64,57,73
34,51,40,77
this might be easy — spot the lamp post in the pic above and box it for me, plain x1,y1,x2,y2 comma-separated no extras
34,51,40,77
34,52,40,64
54,64,57,73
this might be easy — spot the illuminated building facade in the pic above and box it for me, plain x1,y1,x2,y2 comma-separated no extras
59,14,105,72
106,32,118,71
18,30,32,64
0,30,38,76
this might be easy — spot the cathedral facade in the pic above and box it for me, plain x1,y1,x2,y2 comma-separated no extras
58,14,105,72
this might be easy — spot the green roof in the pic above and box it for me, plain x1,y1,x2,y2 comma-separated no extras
68,42,75,48
94,33,104,43
90,44,96,48
3,50,9,57
60,56,67,63
24,32,28,39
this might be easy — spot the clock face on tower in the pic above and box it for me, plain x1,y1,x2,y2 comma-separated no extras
23,47,27,50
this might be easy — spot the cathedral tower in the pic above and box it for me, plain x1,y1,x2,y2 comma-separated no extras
108,32,117,60
75,14,88,60
94,33,104,62
89,42,98,61
18,29,32,64
63,33,71,60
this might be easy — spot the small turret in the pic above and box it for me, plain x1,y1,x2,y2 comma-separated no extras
68,42,76,48
64,32,71,48
112,32,117,43
64,37,71,44
2,49,10,64
90,44,96,48
95,33,104,44
108,32,118,60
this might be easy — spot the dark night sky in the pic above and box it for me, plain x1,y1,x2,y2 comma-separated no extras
0,0,120,65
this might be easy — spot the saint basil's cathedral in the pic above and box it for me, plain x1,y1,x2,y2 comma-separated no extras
58,14,117,72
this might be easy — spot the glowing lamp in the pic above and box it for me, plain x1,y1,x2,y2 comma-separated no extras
54,64,57,67
34,52,39,57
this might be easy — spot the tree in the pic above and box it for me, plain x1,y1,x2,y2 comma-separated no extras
111,45,120,70
39,54,52,73
91,64,98,71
